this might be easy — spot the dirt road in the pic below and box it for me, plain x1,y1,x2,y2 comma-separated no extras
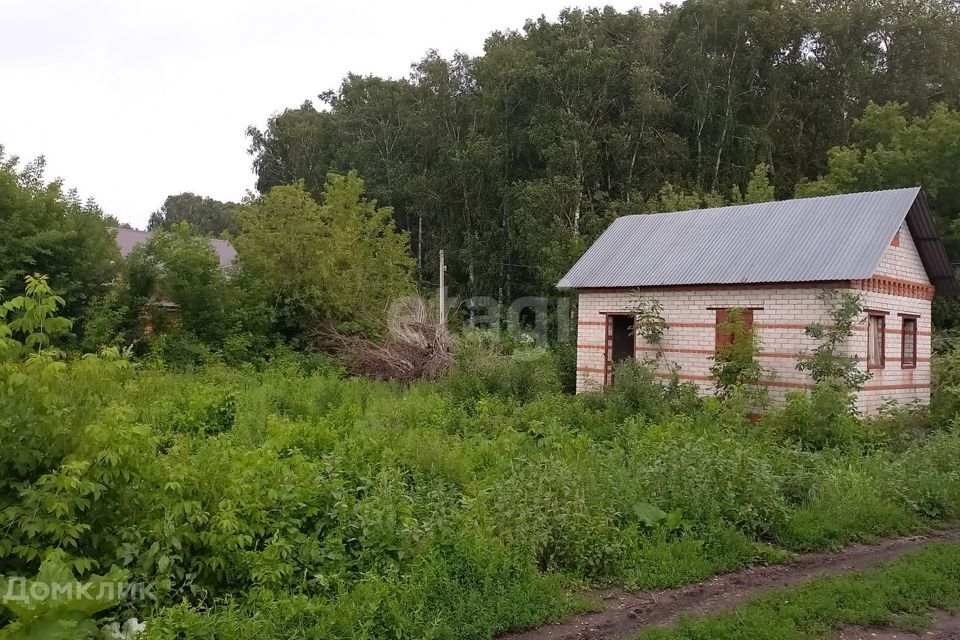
499,528,960,640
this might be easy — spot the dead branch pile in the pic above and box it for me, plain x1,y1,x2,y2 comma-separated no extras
328,297,454,382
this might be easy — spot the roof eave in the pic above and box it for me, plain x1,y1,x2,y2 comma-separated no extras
906,191,960,297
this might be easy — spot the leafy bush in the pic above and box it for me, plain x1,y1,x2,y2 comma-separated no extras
146,330,215,370
601,359,702,423
932,341,960,426
771,381,862,451
709,307,766,400
796,288,871,390
444,333,562,403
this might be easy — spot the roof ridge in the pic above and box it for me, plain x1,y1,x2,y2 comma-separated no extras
615,187,922,221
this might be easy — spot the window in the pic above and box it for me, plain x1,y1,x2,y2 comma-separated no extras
867,312,886,369
715,307,754,351
901,315,918,369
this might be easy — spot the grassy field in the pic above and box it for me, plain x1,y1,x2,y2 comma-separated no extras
2,349,960,638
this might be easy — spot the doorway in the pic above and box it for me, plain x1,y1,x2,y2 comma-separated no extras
604,314,635,385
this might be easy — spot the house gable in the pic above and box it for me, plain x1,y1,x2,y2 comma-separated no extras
873,221,931,285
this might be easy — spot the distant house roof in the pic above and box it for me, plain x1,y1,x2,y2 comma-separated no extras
110,228,237,269
557,188,958,295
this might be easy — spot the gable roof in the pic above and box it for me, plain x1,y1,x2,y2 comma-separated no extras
110,228,237,269
557,188,958,295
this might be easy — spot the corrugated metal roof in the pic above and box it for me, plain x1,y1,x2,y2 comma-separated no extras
110,228,237,269
557,188,957,295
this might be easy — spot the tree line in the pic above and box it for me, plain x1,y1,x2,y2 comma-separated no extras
5,0,960,362
0,150,414,362
247,0,960,306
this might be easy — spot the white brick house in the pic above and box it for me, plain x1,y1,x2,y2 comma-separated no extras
557,188,957,413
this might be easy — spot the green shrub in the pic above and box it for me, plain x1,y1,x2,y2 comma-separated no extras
444,335,562,404
147,330,215,370
932,344,960,426
771,381,861,451
601,359,702,423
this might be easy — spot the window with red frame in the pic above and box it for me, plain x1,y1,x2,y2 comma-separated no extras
901,316,918,368
867,312,886,369
714,308,754,351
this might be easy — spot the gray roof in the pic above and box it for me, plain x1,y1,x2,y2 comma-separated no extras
557,188,958,295
110,228,237,269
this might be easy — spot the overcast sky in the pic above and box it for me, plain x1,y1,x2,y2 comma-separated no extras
1,0,660,229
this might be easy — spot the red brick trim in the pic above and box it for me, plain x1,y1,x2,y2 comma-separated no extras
591,321,818,331
754,323,810,330
651,372,930,392
850,275,935,300
852,325,932,337
668,322,716,329
583,344,931,364
577,276,934,299
581,320,930,334
635,346,802,359
576,367,606,374
861,383,931,391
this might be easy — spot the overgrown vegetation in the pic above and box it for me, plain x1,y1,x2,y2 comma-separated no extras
3,290,960,638
796,288,871,390
709,307,767,402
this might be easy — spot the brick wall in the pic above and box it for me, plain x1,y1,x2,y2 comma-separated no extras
849,221,932,413
575,223,933,413
874,222,931,283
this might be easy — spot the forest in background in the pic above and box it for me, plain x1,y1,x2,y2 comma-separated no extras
248,0,960,308
7,0,960,356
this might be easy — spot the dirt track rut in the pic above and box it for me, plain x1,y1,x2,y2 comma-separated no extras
499,528,960,640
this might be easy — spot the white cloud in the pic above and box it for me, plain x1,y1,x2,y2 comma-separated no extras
1,0,657,228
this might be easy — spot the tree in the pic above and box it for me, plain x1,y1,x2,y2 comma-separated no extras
136,224,231,341
235,173,414,337
796,288,871,390
83,224,234,352
797,103,960,245
0,149,118,331
743,163,776,204
147,192,238,237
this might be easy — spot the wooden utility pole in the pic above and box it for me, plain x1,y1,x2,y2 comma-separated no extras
438,250,446,326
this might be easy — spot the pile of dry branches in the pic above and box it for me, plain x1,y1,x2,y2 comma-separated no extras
327,297,454,382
